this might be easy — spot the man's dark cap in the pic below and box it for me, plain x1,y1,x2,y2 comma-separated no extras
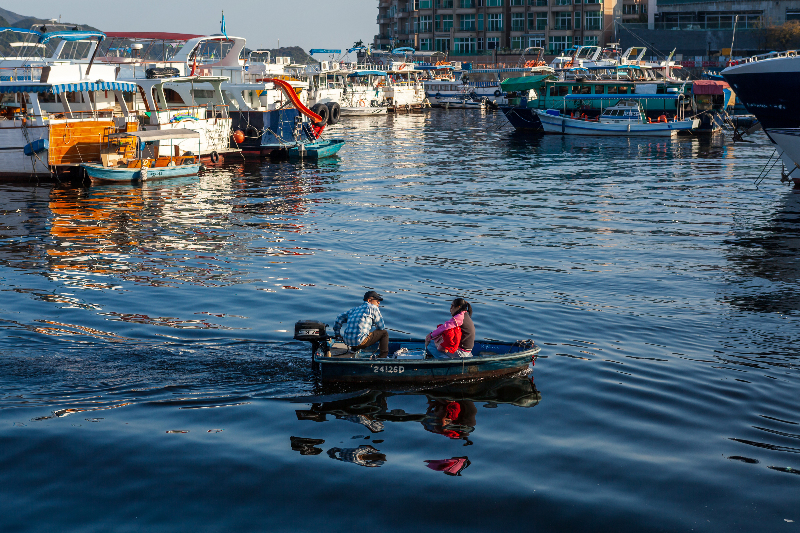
364,291,384,302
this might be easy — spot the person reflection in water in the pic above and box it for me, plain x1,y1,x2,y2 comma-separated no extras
425,457,471,476
334,291,389,358
425,298,475,359
422,399,477,443
327,445,386,467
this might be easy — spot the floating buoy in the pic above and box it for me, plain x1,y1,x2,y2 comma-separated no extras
233,130,245,144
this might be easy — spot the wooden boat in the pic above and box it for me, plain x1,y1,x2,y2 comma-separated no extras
294,320,539,383
287,139,345,160
81,129,201,184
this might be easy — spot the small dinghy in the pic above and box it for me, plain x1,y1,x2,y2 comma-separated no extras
294,320,540,383
287,139,345,160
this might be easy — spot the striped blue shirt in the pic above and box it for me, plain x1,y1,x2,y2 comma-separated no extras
334,302,385,347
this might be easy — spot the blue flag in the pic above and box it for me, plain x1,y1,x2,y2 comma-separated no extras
221,11,228,39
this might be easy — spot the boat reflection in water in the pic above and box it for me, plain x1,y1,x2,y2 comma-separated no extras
289,375,541,470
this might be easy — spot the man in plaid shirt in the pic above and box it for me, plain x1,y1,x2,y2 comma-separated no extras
334,291,389,358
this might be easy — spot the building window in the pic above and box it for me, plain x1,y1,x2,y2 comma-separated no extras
488,13,503,31
435,38,451,51
511,36,523,49
419,15,432,32
788,11,800,22
585,10,602,30
555,0,571,5
534,0,547,4
584,0,601,3
478,13,484,30
583,35,599,46
574,36,581,45
528,35,545,47
460,14,476,31
622,4,638,15
460,0,475,6
511,0,524,5
442,14,453,31
549,35,572,53
487,0,503,6
554,11,571,30
487,37,500,49
574,11,581,29
454,37,477,53
437,0,454,7
512,13,525,31
419,0,432,7
420,38,432,50
537,12,548,30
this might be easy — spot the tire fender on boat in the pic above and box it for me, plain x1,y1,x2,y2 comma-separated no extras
210,151,220,163
494,89,502,97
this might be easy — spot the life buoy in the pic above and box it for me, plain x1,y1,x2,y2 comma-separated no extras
494,89,502,97
658,115,668,123
210,151,220,163
358,99,367,107
399,63,406,70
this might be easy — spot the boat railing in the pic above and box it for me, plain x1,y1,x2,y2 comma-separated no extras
731,49,799,66
0,65,45,82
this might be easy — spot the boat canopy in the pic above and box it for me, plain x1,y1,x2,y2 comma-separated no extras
563,94,682,100
500,74,554,92
0,80,138,94
104,32,205,41
111,129,201,141
38,31,106,44
692,80,729,95
310,49,341,54
0,28,42,37
392,47,415,54
347,70,388,77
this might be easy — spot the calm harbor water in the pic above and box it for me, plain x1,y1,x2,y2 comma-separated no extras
1,110,798,532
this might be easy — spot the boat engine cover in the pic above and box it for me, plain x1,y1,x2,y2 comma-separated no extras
294,320,328,341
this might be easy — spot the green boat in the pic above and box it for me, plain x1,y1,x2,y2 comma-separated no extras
287,139,345,160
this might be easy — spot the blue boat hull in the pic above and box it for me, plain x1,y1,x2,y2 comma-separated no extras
81,163,200,183
314,339,539,383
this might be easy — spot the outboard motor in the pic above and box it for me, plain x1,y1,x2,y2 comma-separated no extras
294,320,330,359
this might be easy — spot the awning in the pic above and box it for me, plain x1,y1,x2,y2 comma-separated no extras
110,129,200,141
104,32,205,41
692,79,729,95
0,80,139,94
39,31,105,44
564,94,682,100
500,74,554,92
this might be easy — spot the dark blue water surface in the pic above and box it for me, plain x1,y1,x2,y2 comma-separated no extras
1,110,798,532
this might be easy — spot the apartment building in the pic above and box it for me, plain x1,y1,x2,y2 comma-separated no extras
375,0,614,56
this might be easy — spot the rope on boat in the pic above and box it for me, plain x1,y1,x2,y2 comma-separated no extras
755,149,780,188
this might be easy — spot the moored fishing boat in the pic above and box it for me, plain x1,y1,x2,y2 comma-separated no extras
294,320,539,383
535,97,698,136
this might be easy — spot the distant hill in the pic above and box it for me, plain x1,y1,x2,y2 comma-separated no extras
0,7,26,25
260,46,318,65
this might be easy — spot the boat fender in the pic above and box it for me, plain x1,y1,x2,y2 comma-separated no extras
232,130,245,144
494,90,502,97
325,102,341,125
210,151,220,163
658,115,668,123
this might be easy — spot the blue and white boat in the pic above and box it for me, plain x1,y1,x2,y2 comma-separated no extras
536,97,699,136
80,129,201,184
287,139,345,160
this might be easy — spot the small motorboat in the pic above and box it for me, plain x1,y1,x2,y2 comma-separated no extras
80,129,202,184
536,97,699,136
294,320,540,383
287,139,345,160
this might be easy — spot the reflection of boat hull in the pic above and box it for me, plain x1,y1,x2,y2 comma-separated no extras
81,163,200,184
314,339,539,383
440,99,486,110
536,110,698,136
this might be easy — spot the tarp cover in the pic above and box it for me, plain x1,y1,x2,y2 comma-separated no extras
0,80,138,94
692,80,730,95
500,74,554,92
